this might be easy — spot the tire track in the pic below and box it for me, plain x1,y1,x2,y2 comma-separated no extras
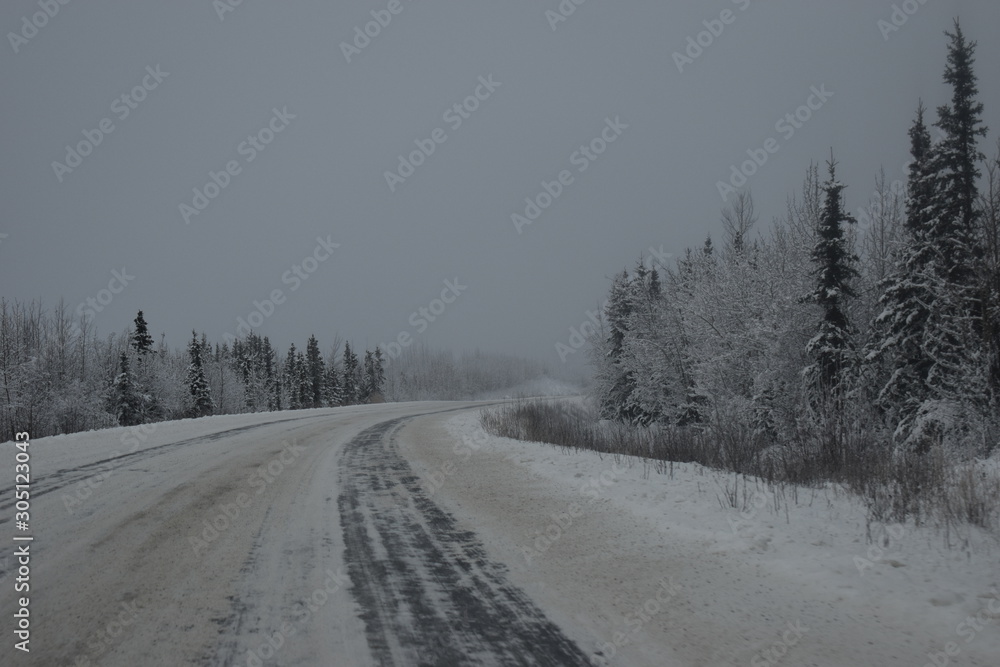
339,416,591,666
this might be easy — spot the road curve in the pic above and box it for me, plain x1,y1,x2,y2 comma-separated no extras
339,416,591,666
0,402,589,666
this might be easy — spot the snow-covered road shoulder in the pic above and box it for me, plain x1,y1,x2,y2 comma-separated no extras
401,409,1000,666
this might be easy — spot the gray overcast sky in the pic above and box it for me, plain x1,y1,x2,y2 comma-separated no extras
2,0,999,371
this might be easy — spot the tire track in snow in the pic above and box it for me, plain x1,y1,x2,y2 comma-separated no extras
339,416,591,666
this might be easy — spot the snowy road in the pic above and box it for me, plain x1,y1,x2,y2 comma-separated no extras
0,402,593,666
2,401,999,666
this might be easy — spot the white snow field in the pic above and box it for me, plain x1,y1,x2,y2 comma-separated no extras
0,400,996,666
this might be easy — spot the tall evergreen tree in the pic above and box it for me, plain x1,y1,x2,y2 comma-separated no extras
342,342,358,405
324,362,343,407
109,352,143,426
186,330,214,417
804,157,859,398
284,343,300,410
131,311,154,357
871,103,938,421
305,335,325,408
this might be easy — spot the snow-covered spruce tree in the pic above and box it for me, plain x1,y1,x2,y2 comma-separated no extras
283,344,301,410
324,362,343,407
373,346,386,397
803,157,859,403
920,21,989,412
869,103,938,426
185,331,214,418
979,141,1000,402
305,335,325,408
594,270,642,422
109,352,143,426
360,350,377,403
263,336,280,410
131,311,154,357
295,350,310,409
341,341,358,405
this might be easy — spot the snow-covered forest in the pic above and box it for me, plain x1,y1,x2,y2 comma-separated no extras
0,301,551,440
588,23,998,466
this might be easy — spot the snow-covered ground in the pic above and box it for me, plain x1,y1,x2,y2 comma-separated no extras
3,401,998,665
400,410,1000,666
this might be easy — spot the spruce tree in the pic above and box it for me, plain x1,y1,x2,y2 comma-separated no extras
373,346,386,397
871,103,937,421
109,352,143,426
324,363,343,407
804,157,858,398
186,330,214,417
305,335,325,408
284,344,300,410
131,311,154,357
342,342,358,405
